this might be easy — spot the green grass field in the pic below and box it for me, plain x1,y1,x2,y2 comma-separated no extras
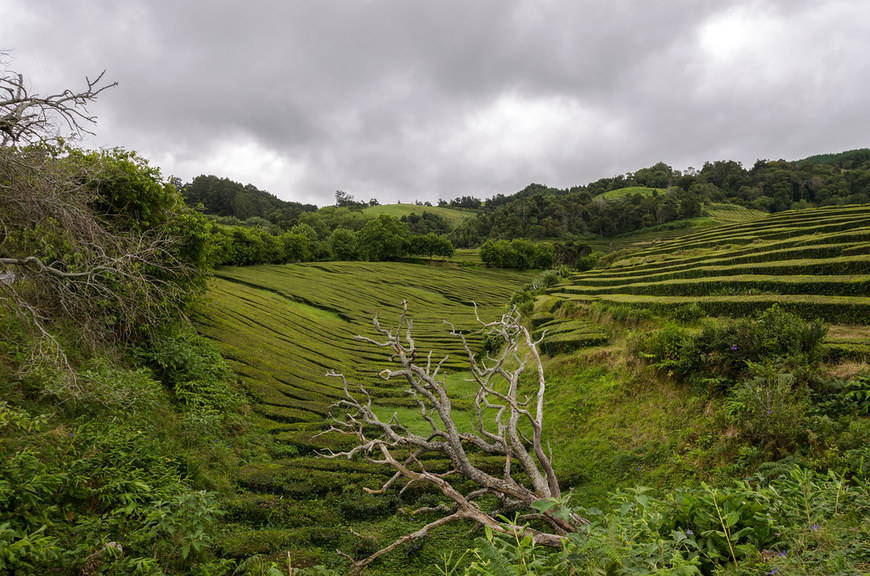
362,203,478,228
594,186,666,200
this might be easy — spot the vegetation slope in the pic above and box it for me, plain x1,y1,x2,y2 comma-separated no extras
4,146,870,576
187,204,870,575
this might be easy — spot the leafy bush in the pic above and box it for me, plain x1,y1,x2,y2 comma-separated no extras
664,483,778,573
138,333,240,416
454,465,870,576
0,417,223,574
632,306,827,388
724,362,810,451
564,488,704,576
0,523,61,574
842,373,870,415
629,323,701,376
463,523,555,575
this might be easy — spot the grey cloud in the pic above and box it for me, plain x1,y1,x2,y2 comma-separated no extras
3,0,868,204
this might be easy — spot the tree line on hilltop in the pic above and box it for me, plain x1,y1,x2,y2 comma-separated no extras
179,149,870,268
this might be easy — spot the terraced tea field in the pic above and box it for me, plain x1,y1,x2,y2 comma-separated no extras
584,203,764,253
551,204,870,359
193,262,533,568
705,203,768,223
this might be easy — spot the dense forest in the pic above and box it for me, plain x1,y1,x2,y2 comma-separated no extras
180,149,870,267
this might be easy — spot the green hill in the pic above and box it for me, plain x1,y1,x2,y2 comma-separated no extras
553,204,870,334
362,203,478,228
189,207,870,573
594,186,666,200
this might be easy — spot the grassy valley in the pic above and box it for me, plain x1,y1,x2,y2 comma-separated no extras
361,204,478,228
193,262,535,571
176,203,870,574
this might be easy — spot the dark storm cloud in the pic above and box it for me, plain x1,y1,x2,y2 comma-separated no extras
3,0,868,204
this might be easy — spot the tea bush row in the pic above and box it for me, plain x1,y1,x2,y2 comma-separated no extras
594,239,870,279
566,275,870,298
570,255,870,287
569,294,870,324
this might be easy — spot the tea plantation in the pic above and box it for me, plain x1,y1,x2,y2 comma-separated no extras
193,262,535,571
182,202,870,575
549,204,870,358
183,206,870,574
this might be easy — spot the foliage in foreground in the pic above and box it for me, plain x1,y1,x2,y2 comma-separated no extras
440,465,870,576
0,326,254,575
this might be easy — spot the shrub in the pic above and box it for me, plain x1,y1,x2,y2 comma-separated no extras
633,306,828,388
630,323,700,376
664,482,778,573
843,373,870,415
337,491,399,521
724,362,810,453
137,333,240,415
695,306,827,384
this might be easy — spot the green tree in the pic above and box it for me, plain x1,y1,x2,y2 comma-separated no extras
281,232,312,262
1,145,211,384
357,214,410,261
434,235,455,259
328,228,358,261
480,239,510,267
409,233,438,259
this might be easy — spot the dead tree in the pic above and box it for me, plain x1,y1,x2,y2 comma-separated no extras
1,51,116,145
0,55,205,392
0,146,206,393
321,301,584,572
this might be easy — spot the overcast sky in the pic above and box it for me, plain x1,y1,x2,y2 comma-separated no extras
3,1,869,206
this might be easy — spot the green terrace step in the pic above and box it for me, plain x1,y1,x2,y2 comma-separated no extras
602,230,870,274
559,293,870,324
598,235,870,277
563,256,870,288
562,275,870,297
822,340,870,361
533,319,609,356
616,206,870,258
705,204,768,222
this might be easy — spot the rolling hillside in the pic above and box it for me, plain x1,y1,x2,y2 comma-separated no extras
190,205,870,572
193,262,534,569
546,204,870,359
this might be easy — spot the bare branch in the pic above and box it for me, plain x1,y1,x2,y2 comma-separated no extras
320,302,586,570
1,52,116,145
0,143,205,394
